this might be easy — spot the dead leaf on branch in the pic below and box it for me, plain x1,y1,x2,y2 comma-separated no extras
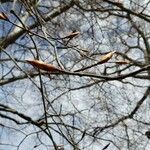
62,30,80,45
115,60,130,65
62,30,80,39
0,12,9,20
26,60,61,72
98,51,116,64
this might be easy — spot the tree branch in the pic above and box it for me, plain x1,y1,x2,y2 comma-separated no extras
1,1,75,49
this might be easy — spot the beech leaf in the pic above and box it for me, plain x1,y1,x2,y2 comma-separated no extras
27,60,61,72
63,31,80,39
98,51,116,64
0,12,9,20
115,60,130,65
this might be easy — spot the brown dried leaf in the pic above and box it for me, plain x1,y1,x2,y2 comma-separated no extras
115,60,130,65
63,31,80,39
27,60,61,72
0,12,9,20
98,51,116,64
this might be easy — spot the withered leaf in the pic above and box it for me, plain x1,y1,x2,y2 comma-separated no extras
0,12,9,20
98,51,116,64
63,31,80,39
27,60,61,72
115,60,130,65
